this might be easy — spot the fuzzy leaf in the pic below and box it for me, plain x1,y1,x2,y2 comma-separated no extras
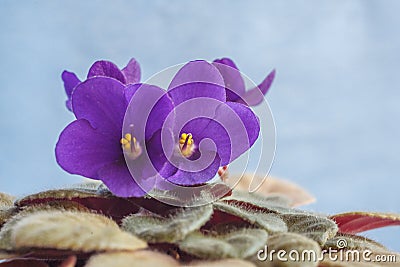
212,201,287,234
16,188,140,223
122,205,213,243
281,213,338,246
146,183,232,207
1,204,86,251
9,210,147,253
324,233,388,252
331,212,400,234
0,193,16,228
224,190,292,209
252,232,321,267
219,193,307,216
219,191,336,245
84,251,179,267
0,193,15,209
0,209,17,229
15,188,99,206
179,229,268,260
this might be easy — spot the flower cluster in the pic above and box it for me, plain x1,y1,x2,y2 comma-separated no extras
56,58,275,197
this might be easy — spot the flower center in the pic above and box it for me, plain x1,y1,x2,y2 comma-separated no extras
179,133,195,158
120,126,142,160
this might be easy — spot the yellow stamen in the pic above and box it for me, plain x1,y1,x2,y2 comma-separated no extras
124,133,132,141
120,126,142,160
179,133,195,157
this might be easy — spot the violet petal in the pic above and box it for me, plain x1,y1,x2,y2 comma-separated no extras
122,58,141,84
165,153,221,185
125,130,170,183
124,83,174,141
72,77,127,139
124,83,141,103
98,161,149,197
62,70,80,111
181,102,260,165
168,60,225,90
213,58,246,102
55,119,122,179
213,58,239,70
87,60,126,84
240,69,275,106
167,82,226,107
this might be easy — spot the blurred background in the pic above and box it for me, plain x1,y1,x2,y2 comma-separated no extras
0,0,399,250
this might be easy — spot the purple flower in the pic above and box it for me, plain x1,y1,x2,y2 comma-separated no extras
55,77,171,197
56,59,260,197
62,58,141,111
125,60,261,186
212,58,275,106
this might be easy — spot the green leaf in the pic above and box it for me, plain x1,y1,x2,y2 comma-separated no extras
324,233,388,252
122,205,213,243
0,203,92,251
213,202,288,234
11,210,146,252
146,183,232,207
224,190,292,209
15,188,99,207
0,208,18,229
0,193,15,209
179,229,268,259
281,213,338,246
219,191,337,246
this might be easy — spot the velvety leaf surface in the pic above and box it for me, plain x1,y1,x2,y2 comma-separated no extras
223,190,292,209
331,212,400,234
0,209,17,229
11,210,147,253
147,183,232,207
219,193,309,217
0,193,15,209
0,193,16,228
324,233,388,252
15,188,141,223
0,205,88,251
220,189,337,245
122,205,213,243
179,229,268,260
212,201,288,234
281,213,338,246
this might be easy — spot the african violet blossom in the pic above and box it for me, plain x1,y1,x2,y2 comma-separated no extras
126,60,260,186
212,58,275,106
62,58,141,111
55,77,170,197
56,59,260,197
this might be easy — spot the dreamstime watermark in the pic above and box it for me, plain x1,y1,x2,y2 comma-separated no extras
257,239,398,263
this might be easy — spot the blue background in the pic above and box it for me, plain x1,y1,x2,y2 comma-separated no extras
0,1,399,250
